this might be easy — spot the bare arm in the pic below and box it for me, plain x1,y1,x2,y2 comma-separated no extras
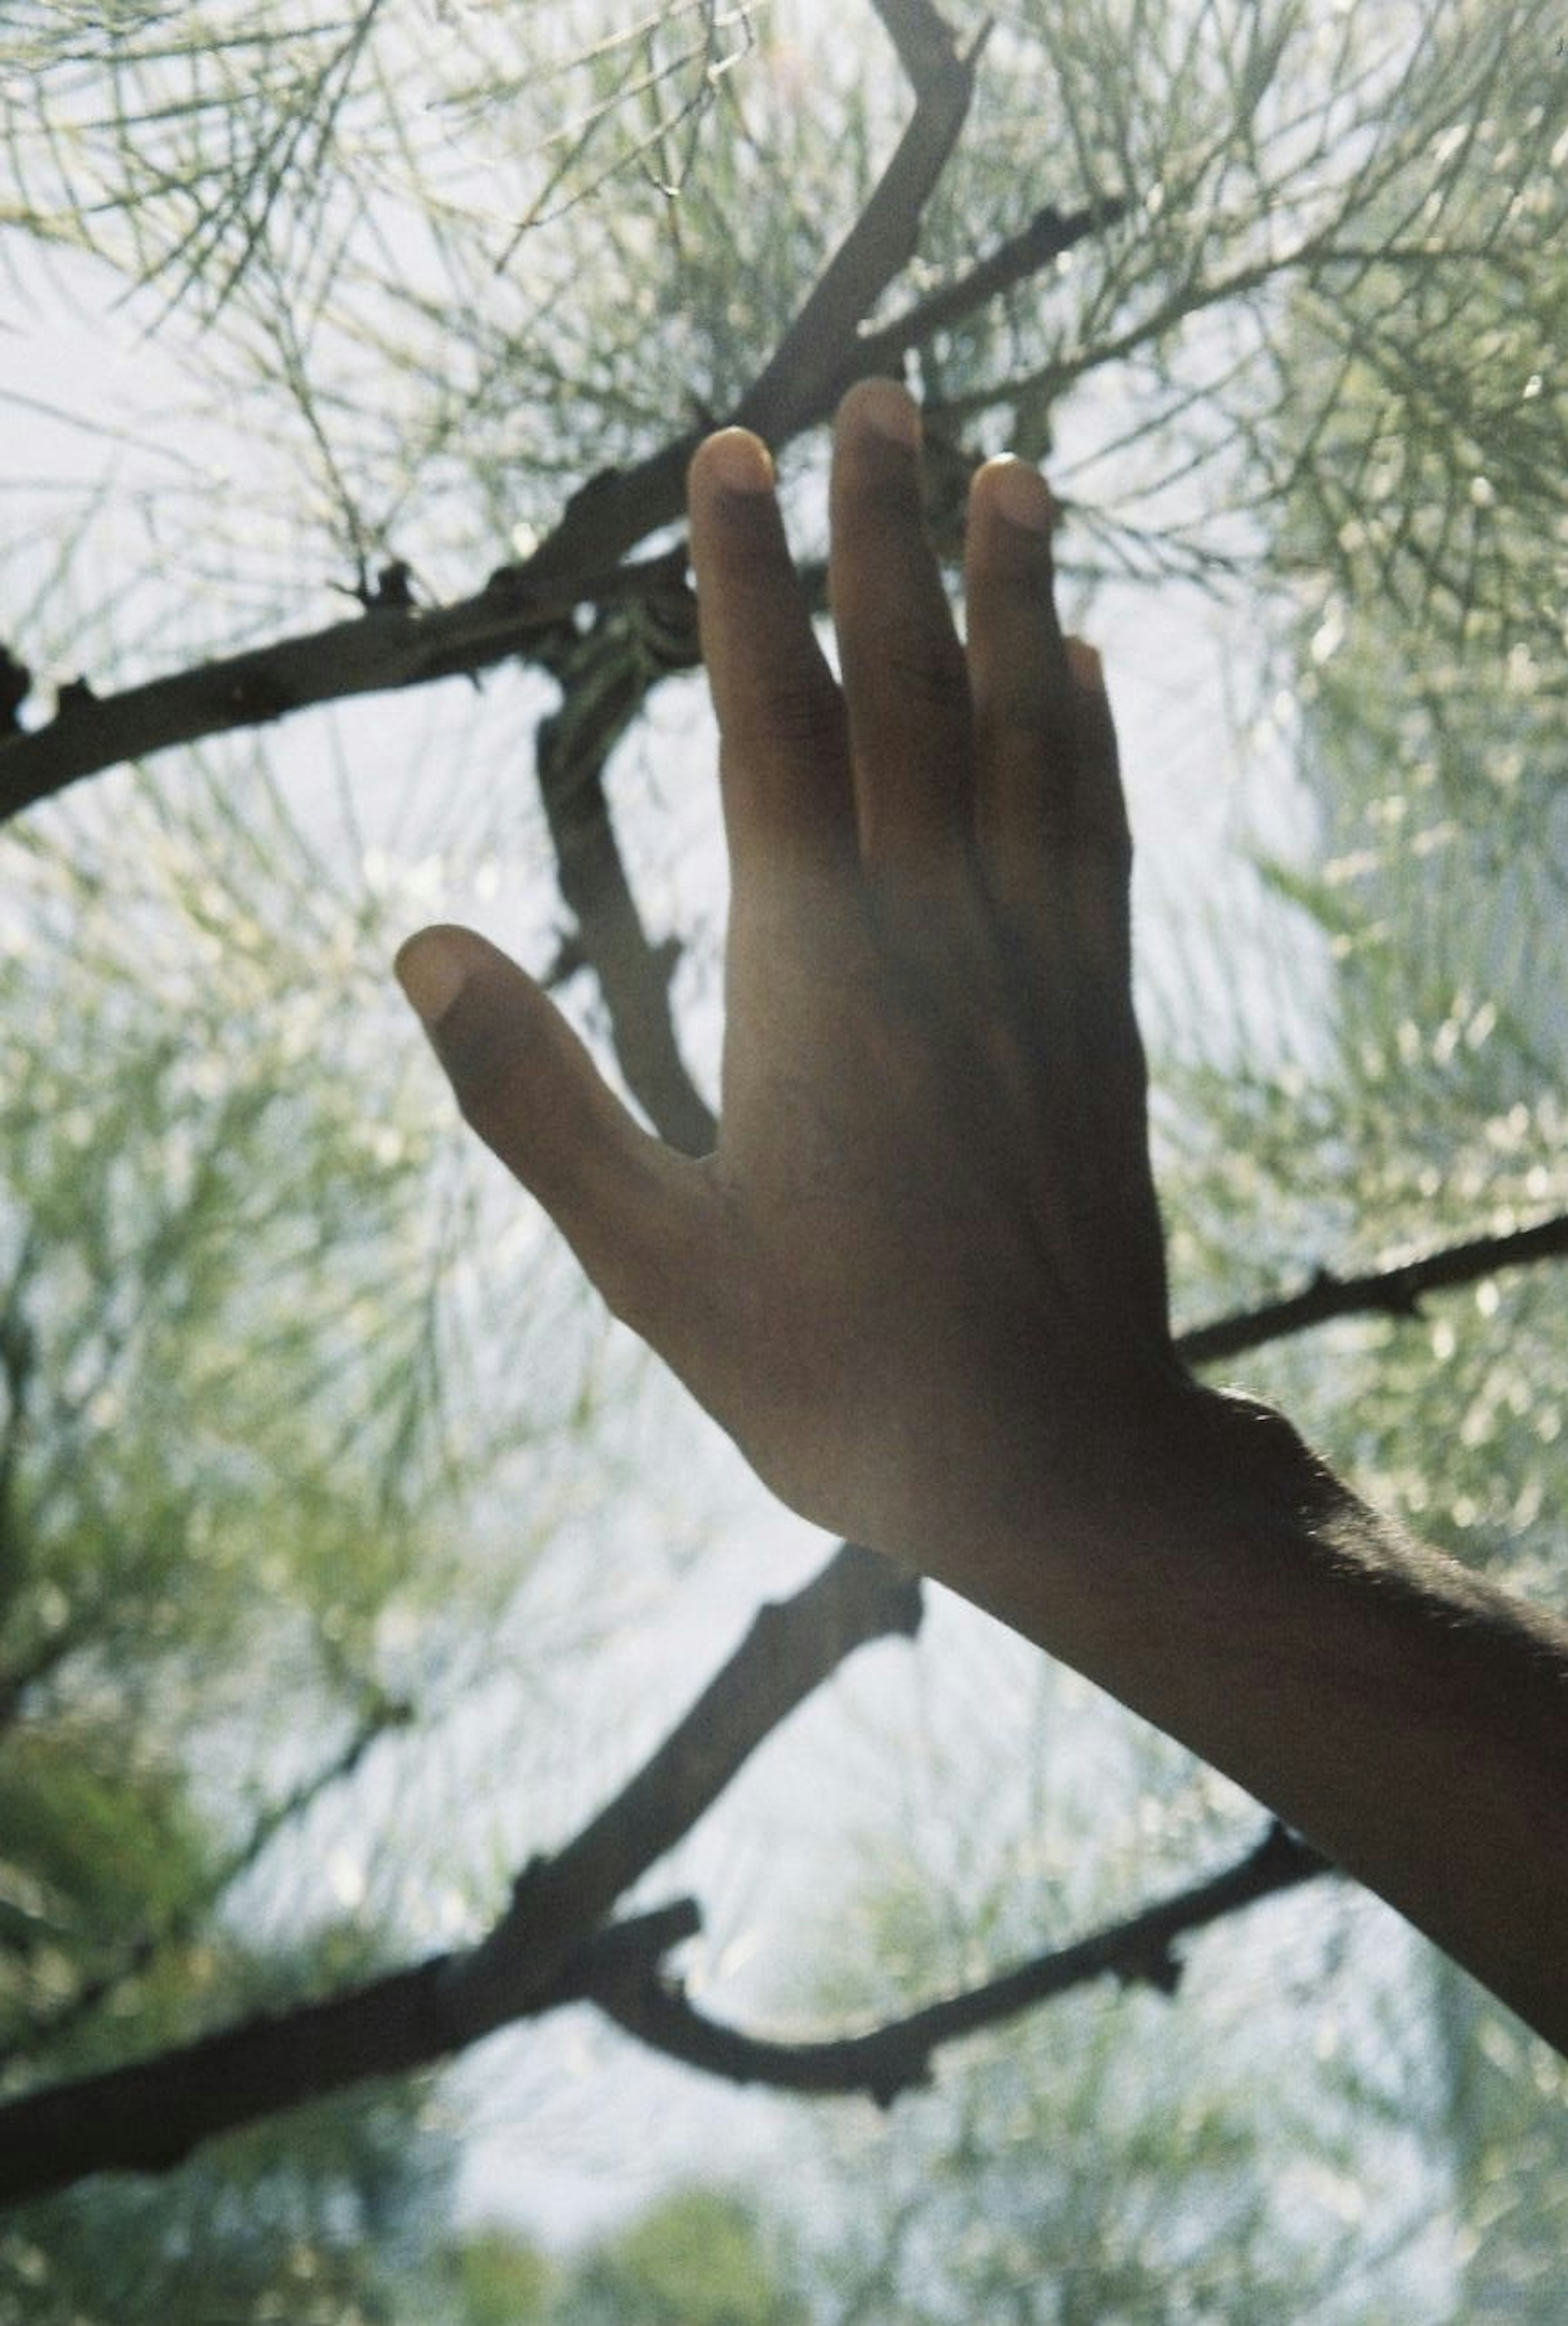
395,379,1568,2051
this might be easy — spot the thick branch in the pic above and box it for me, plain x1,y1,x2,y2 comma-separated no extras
592,1823,1327,2105
445,1543,921,2028
1177,1210,1568,1368
0,553,681,827
0,1902,698,2210
0,1544,919,2203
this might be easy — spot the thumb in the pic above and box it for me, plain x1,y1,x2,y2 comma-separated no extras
394,924,690,1331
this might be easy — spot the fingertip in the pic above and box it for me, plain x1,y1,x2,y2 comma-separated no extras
974,456,1056,535
394,924,482,1029
689,427,775,502
394,930,598,1192
835,375,922,450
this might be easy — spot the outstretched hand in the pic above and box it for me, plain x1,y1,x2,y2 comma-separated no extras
396,380,1568,2052
396,379,1189,1580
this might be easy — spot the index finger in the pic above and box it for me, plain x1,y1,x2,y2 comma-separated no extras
687,428,856,875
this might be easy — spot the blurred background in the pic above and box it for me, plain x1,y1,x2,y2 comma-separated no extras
0,0,1565,2315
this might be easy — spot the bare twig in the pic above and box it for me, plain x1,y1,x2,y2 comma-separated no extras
590,1823,1328,2105
532,604,717,1153
856,195,1130,371
0,552,686,828
1177,1211,1568,1369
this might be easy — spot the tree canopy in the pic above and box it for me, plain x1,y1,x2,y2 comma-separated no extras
0,0,1564,2315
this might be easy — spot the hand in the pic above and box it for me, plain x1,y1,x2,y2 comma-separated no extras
396,379,1189,1577
396,386,1568,2049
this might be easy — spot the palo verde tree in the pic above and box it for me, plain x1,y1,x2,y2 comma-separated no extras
0,0,1565,2311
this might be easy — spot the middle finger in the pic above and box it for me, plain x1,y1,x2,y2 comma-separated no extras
829,379,976,875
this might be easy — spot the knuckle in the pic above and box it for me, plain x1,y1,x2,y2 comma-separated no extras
872,626,972,720
731,673,847,760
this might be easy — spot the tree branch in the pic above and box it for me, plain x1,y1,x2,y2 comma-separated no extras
443,1543,921,2030
730,4,987,446
532,602,717,1154
0,0,1107,827
869,0,969,87
590,1823,1328,2106
0,552,686,828
856,195,1130,373
511,0,1004,1153
0,1901,699,2210
1177,1210,1568,1368
0,1543,920,2204
11,1194,1550,2200
0,183,1125,825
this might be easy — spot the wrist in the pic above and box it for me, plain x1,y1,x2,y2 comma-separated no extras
1154,1381,1354,1534
924,1372,1356,1682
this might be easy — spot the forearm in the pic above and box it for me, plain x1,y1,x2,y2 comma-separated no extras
944,1389,1568,2052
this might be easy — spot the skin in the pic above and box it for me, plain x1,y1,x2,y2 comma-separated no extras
396,378,1568,2053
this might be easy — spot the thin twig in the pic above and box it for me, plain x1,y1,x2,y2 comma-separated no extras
1177,1211,1568,1368
590,1823,1327,2105
532,605,717,1153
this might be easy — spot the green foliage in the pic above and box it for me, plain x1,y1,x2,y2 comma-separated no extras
449,2223,558,2326
444,2190,807,2326
446,2187,806,2326
0,758,482,2316
1145,6,1568,2303
1,0,1566,2315
1165,0,1568,1597
8,0,1561,655
756,1634,1436,2324
0,766,458,1753
554,2185,806,2326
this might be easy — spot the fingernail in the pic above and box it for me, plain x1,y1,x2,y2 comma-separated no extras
395,931,469,1028
986,457,1055,533
846,376,921,449
704,428,775,494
